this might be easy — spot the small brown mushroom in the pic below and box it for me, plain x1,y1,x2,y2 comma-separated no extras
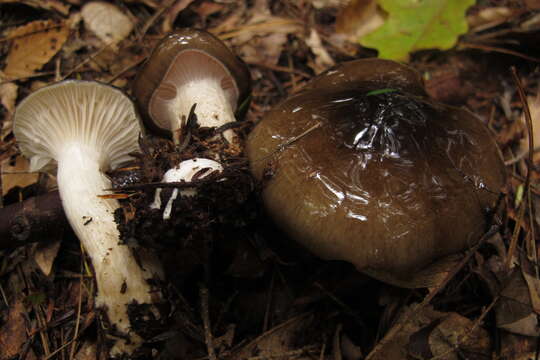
247,59,506,288
133,28,251,144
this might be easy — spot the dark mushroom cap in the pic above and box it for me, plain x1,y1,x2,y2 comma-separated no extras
132,28,251,136
247,59,506,287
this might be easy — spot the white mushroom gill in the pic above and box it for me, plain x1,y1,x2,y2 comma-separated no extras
13,81,161,356
149,50,238,143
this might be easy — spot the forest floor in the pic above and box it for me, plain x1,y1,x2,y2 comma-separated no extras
1,0,540,359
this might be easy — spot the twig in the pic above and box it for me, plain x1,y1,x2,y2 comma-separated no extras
505,67,535,270
138,0,177,40
460,42,540,63
253,121,323,164
199,286,217,360
69,265,85,360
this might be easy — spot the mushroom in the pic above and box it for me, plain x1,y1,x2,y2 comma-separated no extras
150,158,224,220
13,80,162,355
246,59,506,288
132,28,251,144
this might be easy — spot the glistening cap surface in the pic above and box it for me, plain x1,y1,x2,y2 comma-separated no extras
13,80,141,172
247,59,506,287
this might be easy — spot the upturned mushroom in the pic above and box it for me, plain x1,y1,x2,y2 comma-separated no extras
247,59,506,288
13,81,162,355
150,158,224,220
132,28,251,144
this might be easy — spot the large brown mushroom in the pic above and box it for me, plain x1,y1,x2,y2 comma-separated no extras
247,59,506,287
133,28,251,144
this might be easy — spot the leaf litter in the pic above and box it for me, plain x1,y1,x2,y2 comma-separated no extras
0,0,540,359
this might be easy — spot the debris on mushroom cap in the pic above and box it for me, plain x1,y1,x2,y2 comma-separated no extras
13,80,163,356
132,28,251,141
150,158,224,220
247,59,506,288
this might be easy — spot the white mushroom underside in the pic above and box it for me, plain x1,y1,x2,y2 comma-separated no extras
148,50,239,143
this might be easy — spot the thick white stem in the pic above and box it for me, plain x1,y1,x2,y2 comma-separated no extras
56,144,158,355
172,77,236,143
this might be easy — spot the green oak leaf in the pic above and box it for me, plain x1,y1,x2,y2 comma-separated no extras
359,0,475,61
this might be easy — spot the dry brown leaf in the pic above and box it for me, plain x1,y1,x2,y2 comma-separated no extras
367,305,444,360
0,76,18,140
519,90,540,163
427,313,491,359
310,0,348,8
4,20,69,79
74,340,97,360
81,2,134,46
369,305,490,360
495,270,540,337
193,1,225,17
305,28,335,74
520,252,540,315
467,7,514,32
230,313,322,360
500,332,539,359
0,300,27,359
1,156,39,195
226,1,302,66
0,0,70,15
335,0,385,39
33,240,62,277
525,0,540,10
162,0,197,33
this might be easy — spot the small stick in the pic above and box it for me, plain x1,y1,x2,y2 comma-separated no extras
199,286,217,360
505,67,535,270
0,191,66,249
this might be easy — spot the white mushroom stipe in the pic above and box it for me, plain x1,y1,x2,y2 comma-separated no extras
169,77,236,143
146,50,240,144
150,158,223,220
13,81,161,356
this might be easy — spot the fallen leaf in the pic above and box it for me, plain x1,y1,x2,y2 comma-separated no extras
1,156,39,195
525,0,540,10
368,305,490,360
0,0,70,15
227,1,302,66
336,0,386,39
305,28,335,74
495,270,540,337
162,0,197,33
0,76,18,140
310,0,347,8
359,0,475,61
4,19,69,79
0,300,27,359
367,305,445,360
500,332,539,360
427,313,491,359
519,89,540,163
467,6,514,32
74,340,97,360
193,1,225,17
81,2,134,46
33,240,62,277
230,313,321,360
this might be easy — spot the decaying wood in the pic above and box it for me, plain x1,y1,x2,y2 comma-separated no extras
0,191,66,248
